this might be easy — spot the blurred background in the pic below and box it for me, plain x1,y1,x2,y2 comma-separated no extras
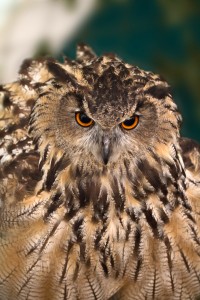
0,0,199,142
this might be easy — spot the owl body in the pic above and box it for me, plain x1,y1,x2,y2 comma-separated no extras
0,45,200,300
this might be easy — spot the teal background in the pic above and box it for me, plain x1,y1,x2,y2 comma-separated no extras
61,0,200,142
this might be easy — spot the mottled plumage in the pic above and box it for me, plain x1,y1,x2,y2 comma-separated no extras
0,44,200,300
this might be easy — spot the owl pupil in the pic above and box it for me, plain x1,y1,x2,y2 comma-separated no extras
123,117,135,126
80,113,91,123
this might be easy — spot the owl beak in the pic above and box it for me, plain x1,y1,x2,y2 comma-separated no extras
102,136,111,165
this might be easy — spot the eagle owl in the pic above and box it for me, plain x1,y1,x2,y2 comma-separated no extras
0,44,200,300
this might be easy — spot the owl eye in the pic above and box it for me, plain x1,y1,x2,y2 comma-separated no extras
121,115,139,130
75,112,94,127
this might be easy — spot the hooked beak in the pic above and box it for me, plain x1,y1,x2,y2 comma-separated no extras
102,136,111,165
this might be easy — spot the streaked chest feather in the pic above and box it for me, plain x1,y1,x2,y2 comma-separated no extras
1,162,200,299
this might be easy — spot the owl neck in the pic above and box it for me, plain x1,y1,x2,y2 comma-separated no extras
40,143,189,225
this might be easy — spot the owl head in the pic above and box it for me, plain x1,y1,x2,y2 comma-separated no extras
27,44,182,186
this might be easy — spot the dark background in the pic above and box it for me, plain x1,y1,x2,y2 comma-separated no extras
60,0,200,143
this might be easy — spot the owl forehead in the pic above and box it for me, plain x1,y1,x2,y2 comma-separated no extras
81,60,148,125
85,98,128,127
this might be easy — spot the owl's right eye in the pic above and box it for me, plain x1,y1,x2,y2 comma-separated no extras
75,112,94,127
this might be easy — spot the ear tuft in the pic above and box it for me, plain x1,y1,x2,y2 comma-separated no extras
76,43,96,63
47,61,77,87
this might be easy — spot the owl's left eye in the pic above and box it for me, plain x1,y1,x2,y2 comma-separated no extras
75,112,94,127
121,115,139,130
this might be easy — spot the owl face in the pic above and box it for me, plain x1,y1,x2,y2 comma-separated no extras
55,93,157,166
30,53,181,174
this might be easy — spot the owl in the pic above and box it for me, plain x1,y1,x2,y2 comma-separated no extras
0,44,200,300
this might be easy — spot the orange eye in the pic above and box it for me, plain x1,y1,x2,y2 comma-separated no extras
75,112,94,127
121,115,139,130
